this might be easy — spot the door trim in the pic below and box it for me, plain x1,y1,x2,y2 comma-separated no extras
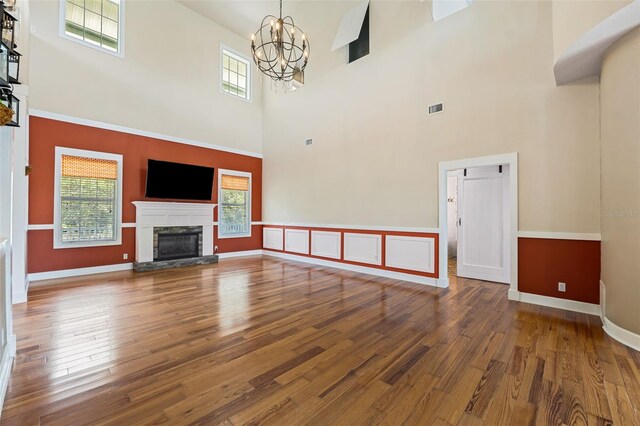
438,153,518,294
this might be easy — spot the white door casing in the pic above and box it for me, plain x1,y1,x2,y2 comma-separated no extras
456,165,510,284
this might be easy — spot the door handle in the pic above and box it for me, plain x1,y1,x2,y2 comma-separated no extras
458,218,462,226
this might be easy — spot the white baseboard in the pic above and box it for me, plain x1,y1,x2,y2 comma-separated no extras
599,280,640,351
600,280,606,322
28,263,134,282
217,249,263,259
12,289,27,304
263,250,445,288
0,335,16,415
603,316,640,352
28,252,265,282
508,289,601,316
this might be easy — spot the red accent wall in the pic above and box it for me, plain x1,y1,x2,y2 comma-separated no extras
263,225,439,279
28,116,262,273
518,237,601,304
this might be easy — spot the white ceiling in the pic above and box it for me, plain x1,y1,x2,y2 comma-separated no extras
178,1,285,38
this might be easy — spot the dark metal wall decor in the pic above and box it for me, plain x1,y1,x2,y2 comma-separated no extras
251,0,310,82
0,0,20,126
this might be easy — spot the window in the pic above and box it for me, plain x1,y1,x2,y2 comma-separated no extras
60,0,124,55
54,147,123,249
221,47,251,101
218,170,251,238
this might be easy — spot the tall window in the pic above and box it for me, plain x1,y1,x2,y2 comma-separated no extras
61,0,124,55
221,47,251,101
218,170,251,238
54,147,123,249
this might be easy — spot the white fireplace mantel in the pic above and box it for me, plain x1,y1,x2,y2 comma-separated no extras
132,201,217,263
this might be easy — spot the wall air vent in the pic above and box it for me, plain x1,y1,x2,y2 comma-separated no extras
428,103,444,115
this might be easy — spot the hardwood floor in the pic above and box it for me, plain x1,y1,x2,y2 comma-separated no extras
2,256,639,425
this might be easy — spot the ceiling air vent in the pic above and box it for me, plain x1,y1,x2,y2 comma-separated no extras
428,103,444,115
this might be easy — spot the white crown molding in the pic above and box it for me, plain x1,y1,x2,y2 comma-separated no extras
29,109,263,159
262,222,440,233
518,231,601,241
263,250,447,288
508,289,601,316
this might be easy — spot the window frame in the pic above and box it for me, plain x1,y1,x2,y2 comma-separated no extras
59,0,126,58
220,44,252,102
53,147,124,249
217,169,252,239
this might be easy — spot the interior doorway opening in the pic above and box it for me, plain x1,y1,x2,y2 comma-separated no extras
446,165,510,284
438,153,518,295
446,171,458,277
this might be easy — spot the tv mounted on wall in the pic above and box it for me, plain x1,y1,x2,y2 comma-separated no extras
145,159,215,201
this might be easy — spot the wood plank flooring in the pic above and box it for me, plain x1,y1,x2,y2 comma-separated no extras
1,256,639,425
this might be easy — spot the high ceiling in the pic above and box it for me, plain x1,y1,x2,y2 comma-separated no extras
178,1,285,38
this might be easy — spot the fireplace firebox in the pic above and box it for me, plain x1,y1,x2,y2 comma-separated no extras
153,226,203,262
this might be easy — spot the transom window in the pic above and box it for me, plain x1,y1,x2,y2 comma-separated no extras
221,48,251,101
218,170,251,238
61,0,124,55
54,147,123,249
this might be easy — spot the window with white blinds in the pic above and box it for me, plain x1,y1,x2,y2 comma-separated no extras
218,170,251,238
54,147,123,249
61,0,124,55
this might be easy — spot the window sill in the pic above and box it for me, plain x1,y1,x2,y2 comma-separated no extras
58,32,125,59
217,233,252,240
53,238,122,249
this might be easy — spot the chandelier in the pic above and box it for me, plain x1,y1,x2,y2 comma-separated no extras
251,0,310,82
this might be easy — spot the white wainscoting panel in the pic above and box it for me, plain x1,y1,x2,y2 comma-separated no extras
263,228,284,251
385,235,435,273
285,229,310,255
311,231,341,259
343,233,382,265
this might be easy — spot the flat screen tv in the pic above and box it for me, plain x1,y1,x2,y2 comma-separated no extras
145,160,215,201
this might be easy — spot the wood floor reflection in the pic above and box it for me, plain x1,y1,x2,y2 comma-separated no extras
2,256,639,425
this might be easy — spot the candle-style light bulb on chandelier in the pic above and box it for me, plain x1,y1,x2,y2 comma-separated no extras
251,0,309,82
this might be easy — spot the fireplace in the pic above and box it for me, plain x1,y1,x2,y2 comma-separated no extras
132,201,218,272
153,226,203,262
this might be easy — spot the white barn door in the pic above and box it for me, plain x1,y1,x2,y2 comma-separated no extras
456,165,509,284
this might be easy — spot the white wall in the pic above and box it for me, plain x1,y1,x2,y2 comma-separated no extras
29,0,263,155
262,0,601,232
600,26,640,336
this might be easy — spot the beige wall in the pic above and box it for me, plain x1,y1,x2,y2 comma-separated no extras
551,0,629,61
262,0,601,231
600,27,640,335
29,0,262,155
